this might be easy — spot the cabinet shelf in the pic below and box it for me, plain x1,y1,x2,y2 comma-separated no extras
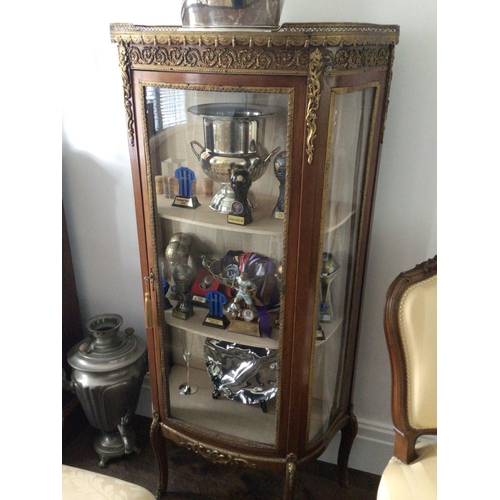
169,363,277,445
165,307,280,349
157,195,354,236
169,363,329,446
323,202,356,234
317,316,343,346
157,194,283,236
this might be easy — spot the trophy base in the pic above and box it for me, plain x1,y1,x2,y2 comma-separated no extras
319,314,333,323
172,195,201,209
209,184,260,213
272,209,285,220
179,383,198,395
316,326,325,341
172,307,194,320
227,212,253,226
203,313,230,329
228,317,260,337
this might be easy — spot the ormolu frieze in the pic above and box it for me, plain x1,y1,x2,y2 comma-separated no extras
127,45,309,72
109,23,399,48
124,43,389,73
179,441,258,469
324,47,391,72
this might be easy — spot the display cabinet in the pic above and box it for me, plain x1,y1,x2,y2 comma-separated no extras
110,22,399,499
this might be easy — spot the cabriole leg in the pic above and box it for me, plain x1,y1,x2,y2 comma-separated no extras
150,411,168,499
337,410,358,487
283,453,297,500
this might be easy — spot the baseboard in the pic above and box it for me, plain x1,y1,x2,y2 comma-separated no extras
318,419,394,476
135,375,394,476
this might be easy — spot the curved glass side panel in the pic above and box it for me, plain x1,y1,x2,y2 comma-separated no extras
142,84,291,447
308,84,377,443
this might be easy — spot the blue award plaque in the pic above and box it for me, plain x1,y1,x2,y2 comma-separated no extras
172,166,201,209
203,290,230,329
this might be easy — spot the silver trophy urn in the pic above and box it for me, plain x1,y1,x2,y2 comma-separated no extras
67,314,148,467
188,103,280,213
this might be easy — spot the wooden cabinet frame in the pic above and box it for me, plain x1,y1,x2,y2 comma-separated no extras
110,22,399,499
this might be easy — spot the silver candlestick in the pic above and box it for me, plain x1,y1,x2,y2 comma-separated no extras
179,332,198,395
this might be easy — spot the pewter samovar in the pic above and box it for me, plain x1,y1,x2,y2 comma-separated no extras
67,314,147,467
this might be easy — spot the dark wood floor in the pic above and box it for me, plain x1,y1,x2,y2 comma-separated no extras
62,409,381,500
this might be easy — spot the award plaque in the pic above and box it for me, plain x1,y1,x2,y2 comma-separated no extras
227,169,253,226
203,290,230,329
272,151,286,219
172,264,196,320
172,166,201,209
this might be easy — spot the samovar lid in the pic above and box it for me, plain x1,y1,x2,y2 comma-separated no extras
67,314,147,372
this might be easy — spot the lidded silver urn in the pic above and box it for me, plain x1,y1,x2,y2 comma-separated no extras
67,314,148,467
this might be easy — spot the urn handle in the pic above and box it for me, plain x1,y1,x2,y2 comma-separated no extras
265,146,281,164
189,140,204,161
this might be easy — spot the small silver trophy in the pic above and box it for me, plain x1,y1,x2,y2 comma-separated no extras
165,233,191,302
172,264,196,321
272,151,286,219
319,253,340,323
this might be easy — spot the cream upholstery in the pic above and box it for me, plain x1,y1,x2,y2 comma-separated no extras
62,465,156,500
377,441,437,500
377,257,437,500
399,276,437,429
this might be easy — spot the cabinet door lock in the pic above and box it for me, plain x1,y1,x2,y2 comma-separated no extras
144,268,155,291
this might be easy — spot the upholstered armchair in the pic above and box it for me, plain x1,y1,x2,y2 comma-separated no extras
377,256,437,500
62,465,155,499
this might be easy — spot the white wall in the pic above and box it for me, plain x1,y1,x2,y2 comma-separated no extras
61,0,436,476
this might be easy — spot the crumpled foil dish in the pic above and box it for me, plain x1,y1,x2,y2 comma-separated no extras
204,338,278,404
181,0,284,29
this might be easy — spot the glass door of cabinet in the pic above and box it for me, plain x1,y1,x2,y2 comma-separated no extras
308,83,377,443
141,82,291,447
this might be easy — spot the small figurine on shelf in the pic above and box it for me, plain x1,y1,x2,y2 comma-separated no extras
226,271,261,336
172,166,201,209
272,151,286,219
227,168,253,226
